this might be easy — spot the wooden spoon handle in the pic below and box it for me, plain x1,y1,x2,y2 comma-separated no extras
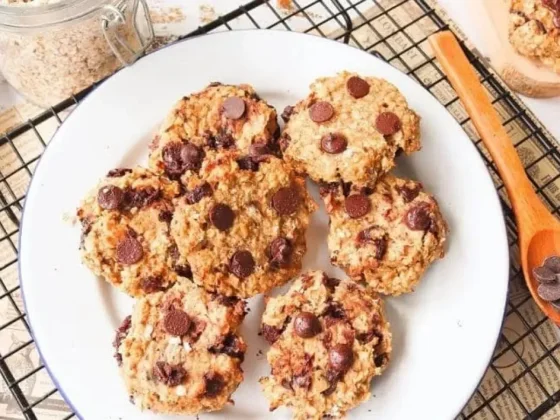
428,31,546,220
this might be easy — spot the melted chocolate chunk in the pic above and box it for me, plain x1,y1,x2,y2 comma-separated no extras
153,362,187,386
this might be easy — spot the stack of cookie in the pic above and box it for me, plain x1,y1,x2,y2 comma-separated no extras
77,73,448,419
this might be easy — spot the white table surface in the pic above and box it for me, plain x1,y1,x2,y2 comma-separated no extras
438,0,560,142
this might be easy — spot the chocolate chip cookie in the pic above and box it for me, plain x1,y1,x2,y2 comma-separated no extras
114,281,247,415
281,71,421,189
509,0,560,74
259,270,392,420
77,167,184,297
323,174,448,296
170,152,316,298
149,82,279,182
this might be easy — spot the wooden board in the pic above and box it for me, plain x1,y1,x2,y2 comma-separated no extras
473,0,560,98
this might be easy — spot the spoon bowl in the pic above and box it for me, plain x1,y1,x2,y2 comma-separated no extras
430,32,560,325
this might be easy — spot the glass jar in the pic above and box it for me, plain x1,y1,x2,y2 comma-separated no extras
0,0,153,107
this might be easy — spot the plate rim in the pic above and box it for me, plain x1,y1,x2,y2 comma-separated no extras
18,28,510,419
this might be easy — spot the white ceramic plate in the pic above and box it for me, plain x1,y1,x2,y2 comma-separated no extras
20,30,509,420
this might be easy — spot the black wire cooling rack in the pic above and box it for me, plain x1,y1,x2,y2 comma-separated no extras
1,0,560,419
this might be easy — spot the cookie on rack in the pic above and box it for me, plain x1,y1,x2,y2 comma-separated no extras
77,167,186,297
322,173,448,296
509,0,560,74
149,82,279,182
280,71,421,189
170,151,316,298
259,270,392,420
114,280,247,415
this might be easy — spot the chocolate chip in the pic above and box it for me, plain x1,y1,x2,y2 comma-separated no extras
162,142,204,178
346,76,370,98
141,276,165,293
322,302,346,327
237,156,259,171
328,344,354,374
281,378,294,391
158,210,173,224
281,105,294,122
261,324,283,344
375,112,401,135
322,370,340,396
164,310,191,336
186,318,206,342
207,132,235,149
322,274,340,292
174,264,193,279
122,187,161,210
180,143,204,171
537,283,560,302
373,237,387,260
98,185,124,210
267,237,292,267
374,353,389,368
214,294,241,307
209,333,245,360
210,204,235,231
533,266,557,284
107,168,132,177
222,97,246,120
309,101,334,123
204,372,225,397
116,236,144,265
293,312,322,338
249,143,271,162
162,142,185,178
113,315,131,366
229,250,255,278
153,362,186,386
543,256,560,273
320,133,347,154
185,182,213,204
396,184,421,203
344,194,371,218
404,203,432,231
272,186,300,215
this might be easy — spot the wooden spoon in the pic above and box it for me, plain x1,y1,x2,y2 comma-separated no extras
429,31,560,325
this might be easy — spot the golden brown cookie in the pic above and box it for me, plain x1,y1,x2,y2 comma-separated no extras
77,167,184,297
509,0,560,74
170,152,316,298
323,174,448,296
281,71,420,189
259,270,392,420
149,82,279,182
114,281,247,415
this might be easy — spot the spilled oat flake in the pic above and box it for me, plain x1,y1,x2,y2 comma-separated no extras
199,4,217,24
149,6,186,24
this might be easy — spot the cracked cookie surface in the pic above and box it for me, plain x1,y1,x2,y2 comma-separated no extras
149,82,279,183
170,152,316,298
115,281,247,415
259,270,392,420
323,174,448,296
509,0,560,73
281,71,420,189
77,167,183,297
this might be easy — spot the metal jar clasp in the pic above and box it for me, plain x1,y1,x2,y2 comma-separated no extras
100,0,154,66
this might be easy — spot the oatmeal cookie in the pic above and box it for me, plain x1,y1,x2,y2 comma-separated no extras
149,82,279,182
77,167,185,297
323,174,448,296
170,152,316,298
509,0,560,74
281,71,421,189
114,281,247,415
259,270,391,420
